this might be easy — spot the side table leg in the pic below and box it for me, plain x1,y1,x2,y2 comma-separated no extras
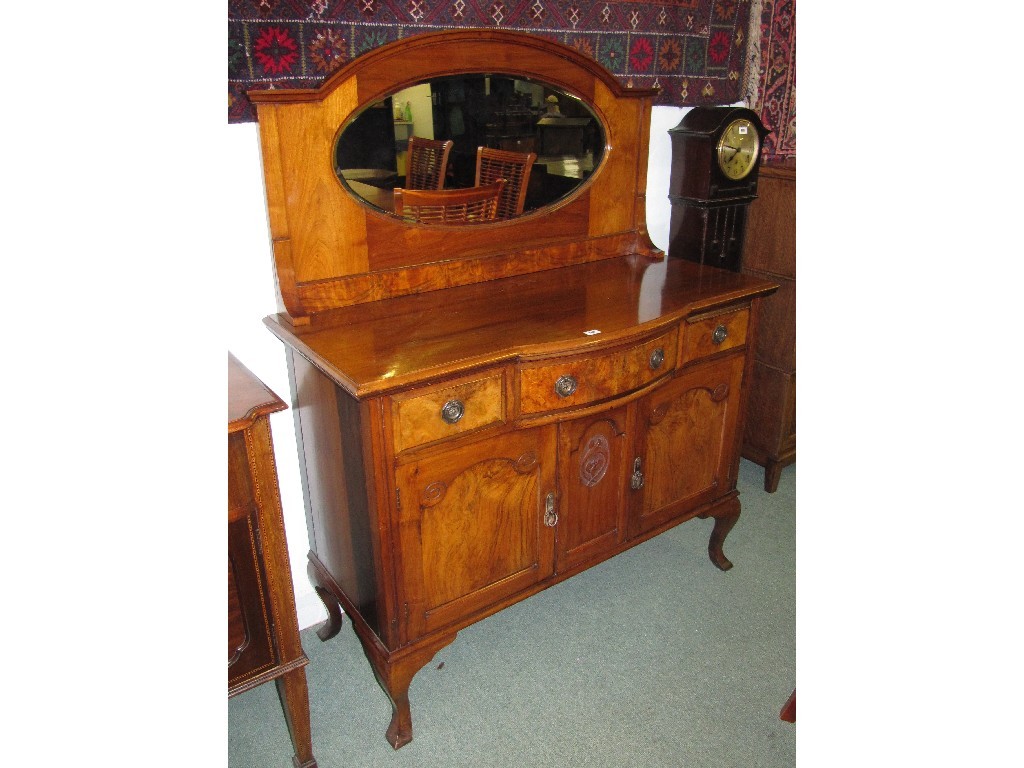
275,668,318,768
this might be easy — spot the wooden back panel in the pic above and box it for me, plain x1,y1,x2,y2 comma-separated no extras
249,30,660,325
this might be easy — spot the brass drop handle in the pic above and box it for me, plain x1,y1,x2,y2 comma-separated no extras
630,457,644,490
440,399,465,424
544,492,558,527
554,375,578,398
649,347,665,370
712,324,729,345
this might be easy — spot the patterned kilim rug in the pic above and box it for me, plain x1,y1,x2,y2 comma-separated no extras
747,0,794,161
228,0,756,123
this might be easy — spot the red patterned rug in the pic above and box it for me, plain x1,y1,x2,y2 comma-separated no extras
746,0,794,162
228,0,755,123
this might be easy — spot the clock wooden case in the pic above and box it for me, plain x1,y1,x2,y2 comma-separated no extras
248,31,776,750
667,106,769,271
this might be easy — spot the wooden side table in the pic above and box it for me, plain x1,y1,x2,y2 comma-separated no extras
228,353,317,768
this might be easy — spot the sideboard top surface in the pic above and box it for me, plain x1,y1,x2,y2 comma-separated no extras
265,256,776,398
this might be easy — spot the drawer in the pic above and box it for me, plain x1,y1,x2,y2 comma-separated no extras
681,307,749,363
518,328,677,416
392,371,505,453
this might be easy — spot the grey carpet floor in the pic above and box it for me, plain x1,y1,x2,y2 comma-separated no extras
229,458,796,767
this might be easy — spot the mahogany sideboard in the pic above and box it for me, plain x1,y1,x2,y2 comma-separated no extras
228,353,317,768
738,161,796,491
248,30,777,749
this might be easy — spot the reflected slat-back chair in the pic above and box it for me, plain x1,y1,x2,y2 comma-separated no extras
406,136,454,190
393,180,506,225
474,147,537,219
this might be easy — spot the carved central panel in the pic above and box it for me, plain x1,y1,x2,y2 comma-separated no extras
579,434,610,487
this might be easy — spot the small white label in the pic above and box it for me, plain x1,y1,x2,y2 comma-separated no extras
583,329,601,336
738,125,748,134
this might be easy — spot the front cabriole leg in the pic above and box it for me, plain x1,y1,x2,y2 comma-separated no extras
707,497,740,571
368,633,457,749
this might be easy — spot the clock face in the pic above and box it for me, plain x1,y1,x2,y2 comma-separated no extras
715,118,760,180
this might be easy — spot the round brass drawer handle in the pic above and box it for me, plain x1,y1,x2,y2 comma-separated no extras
712,324,729,345
649,347,665,370
554,375,578,398
440,399,465,424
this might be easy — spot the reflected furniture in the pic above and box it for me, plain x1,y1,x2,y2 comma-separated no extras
737,161,795,492
475,147,536,219
228,353,317,768
405,136,453,190
393,180,505,224
335,73,602,217
248,30,776,750
536,115,592,155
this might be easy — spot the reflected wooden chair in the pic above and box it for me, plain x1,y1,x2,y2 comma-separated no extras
394,180,506,225
406,136,454,190
475,147,537,219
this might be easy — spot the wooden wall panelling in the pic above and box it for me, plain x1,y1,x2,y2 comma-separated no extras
739,162,796,491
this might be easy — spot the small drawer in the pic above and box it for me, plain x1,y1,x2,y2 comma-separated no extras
681,307,749,363
392,372,505,453
518,329,677,416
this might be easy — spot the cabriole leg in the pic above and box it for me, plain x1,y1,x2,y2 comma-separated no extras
367,634,457,750
307,558,343,641
708,502,740,571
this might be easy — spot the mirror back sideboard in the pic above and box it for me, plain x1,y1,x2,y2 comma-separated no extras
248,30,777,750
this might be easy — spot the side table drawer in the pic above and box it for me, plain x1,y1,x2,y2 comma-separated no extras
392,371,506,453
681,306,749,363
518,328,677,416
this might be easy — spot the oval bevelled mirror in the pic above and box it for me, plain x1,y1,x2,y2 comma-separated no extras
333,74,605,222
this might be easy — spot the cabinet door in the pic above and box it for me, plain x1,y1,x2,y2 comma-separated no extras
394,427,557,640
228,430,277,687
556,407,630,572
631,355,746,537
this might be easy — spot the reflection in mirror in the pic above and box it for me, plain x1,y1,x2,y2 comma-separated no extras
334,74,605,221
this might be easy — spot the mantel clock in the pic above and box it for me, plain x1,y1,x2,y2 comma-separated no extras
667,106,769,271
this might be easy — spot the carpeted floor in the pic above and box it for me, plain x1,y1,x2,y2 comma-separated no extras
229,458,795,767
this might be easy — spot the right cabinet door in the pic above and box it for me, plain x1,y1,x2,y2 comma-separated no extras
630,354,746,538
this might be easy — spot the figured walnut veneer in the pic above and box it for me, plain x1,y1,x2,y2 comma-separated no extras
249,30,659,324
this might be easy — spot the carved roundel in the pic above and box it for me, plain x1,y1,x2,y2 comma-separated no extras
579,434,610,487
421,481,448,507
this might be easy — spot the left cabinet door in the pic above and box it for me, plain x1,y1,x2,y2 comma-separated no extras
394,427,557,640
228,429,277,686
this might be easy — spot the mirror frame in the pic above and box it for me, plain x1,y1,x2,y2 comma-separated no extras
249,30,660,324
